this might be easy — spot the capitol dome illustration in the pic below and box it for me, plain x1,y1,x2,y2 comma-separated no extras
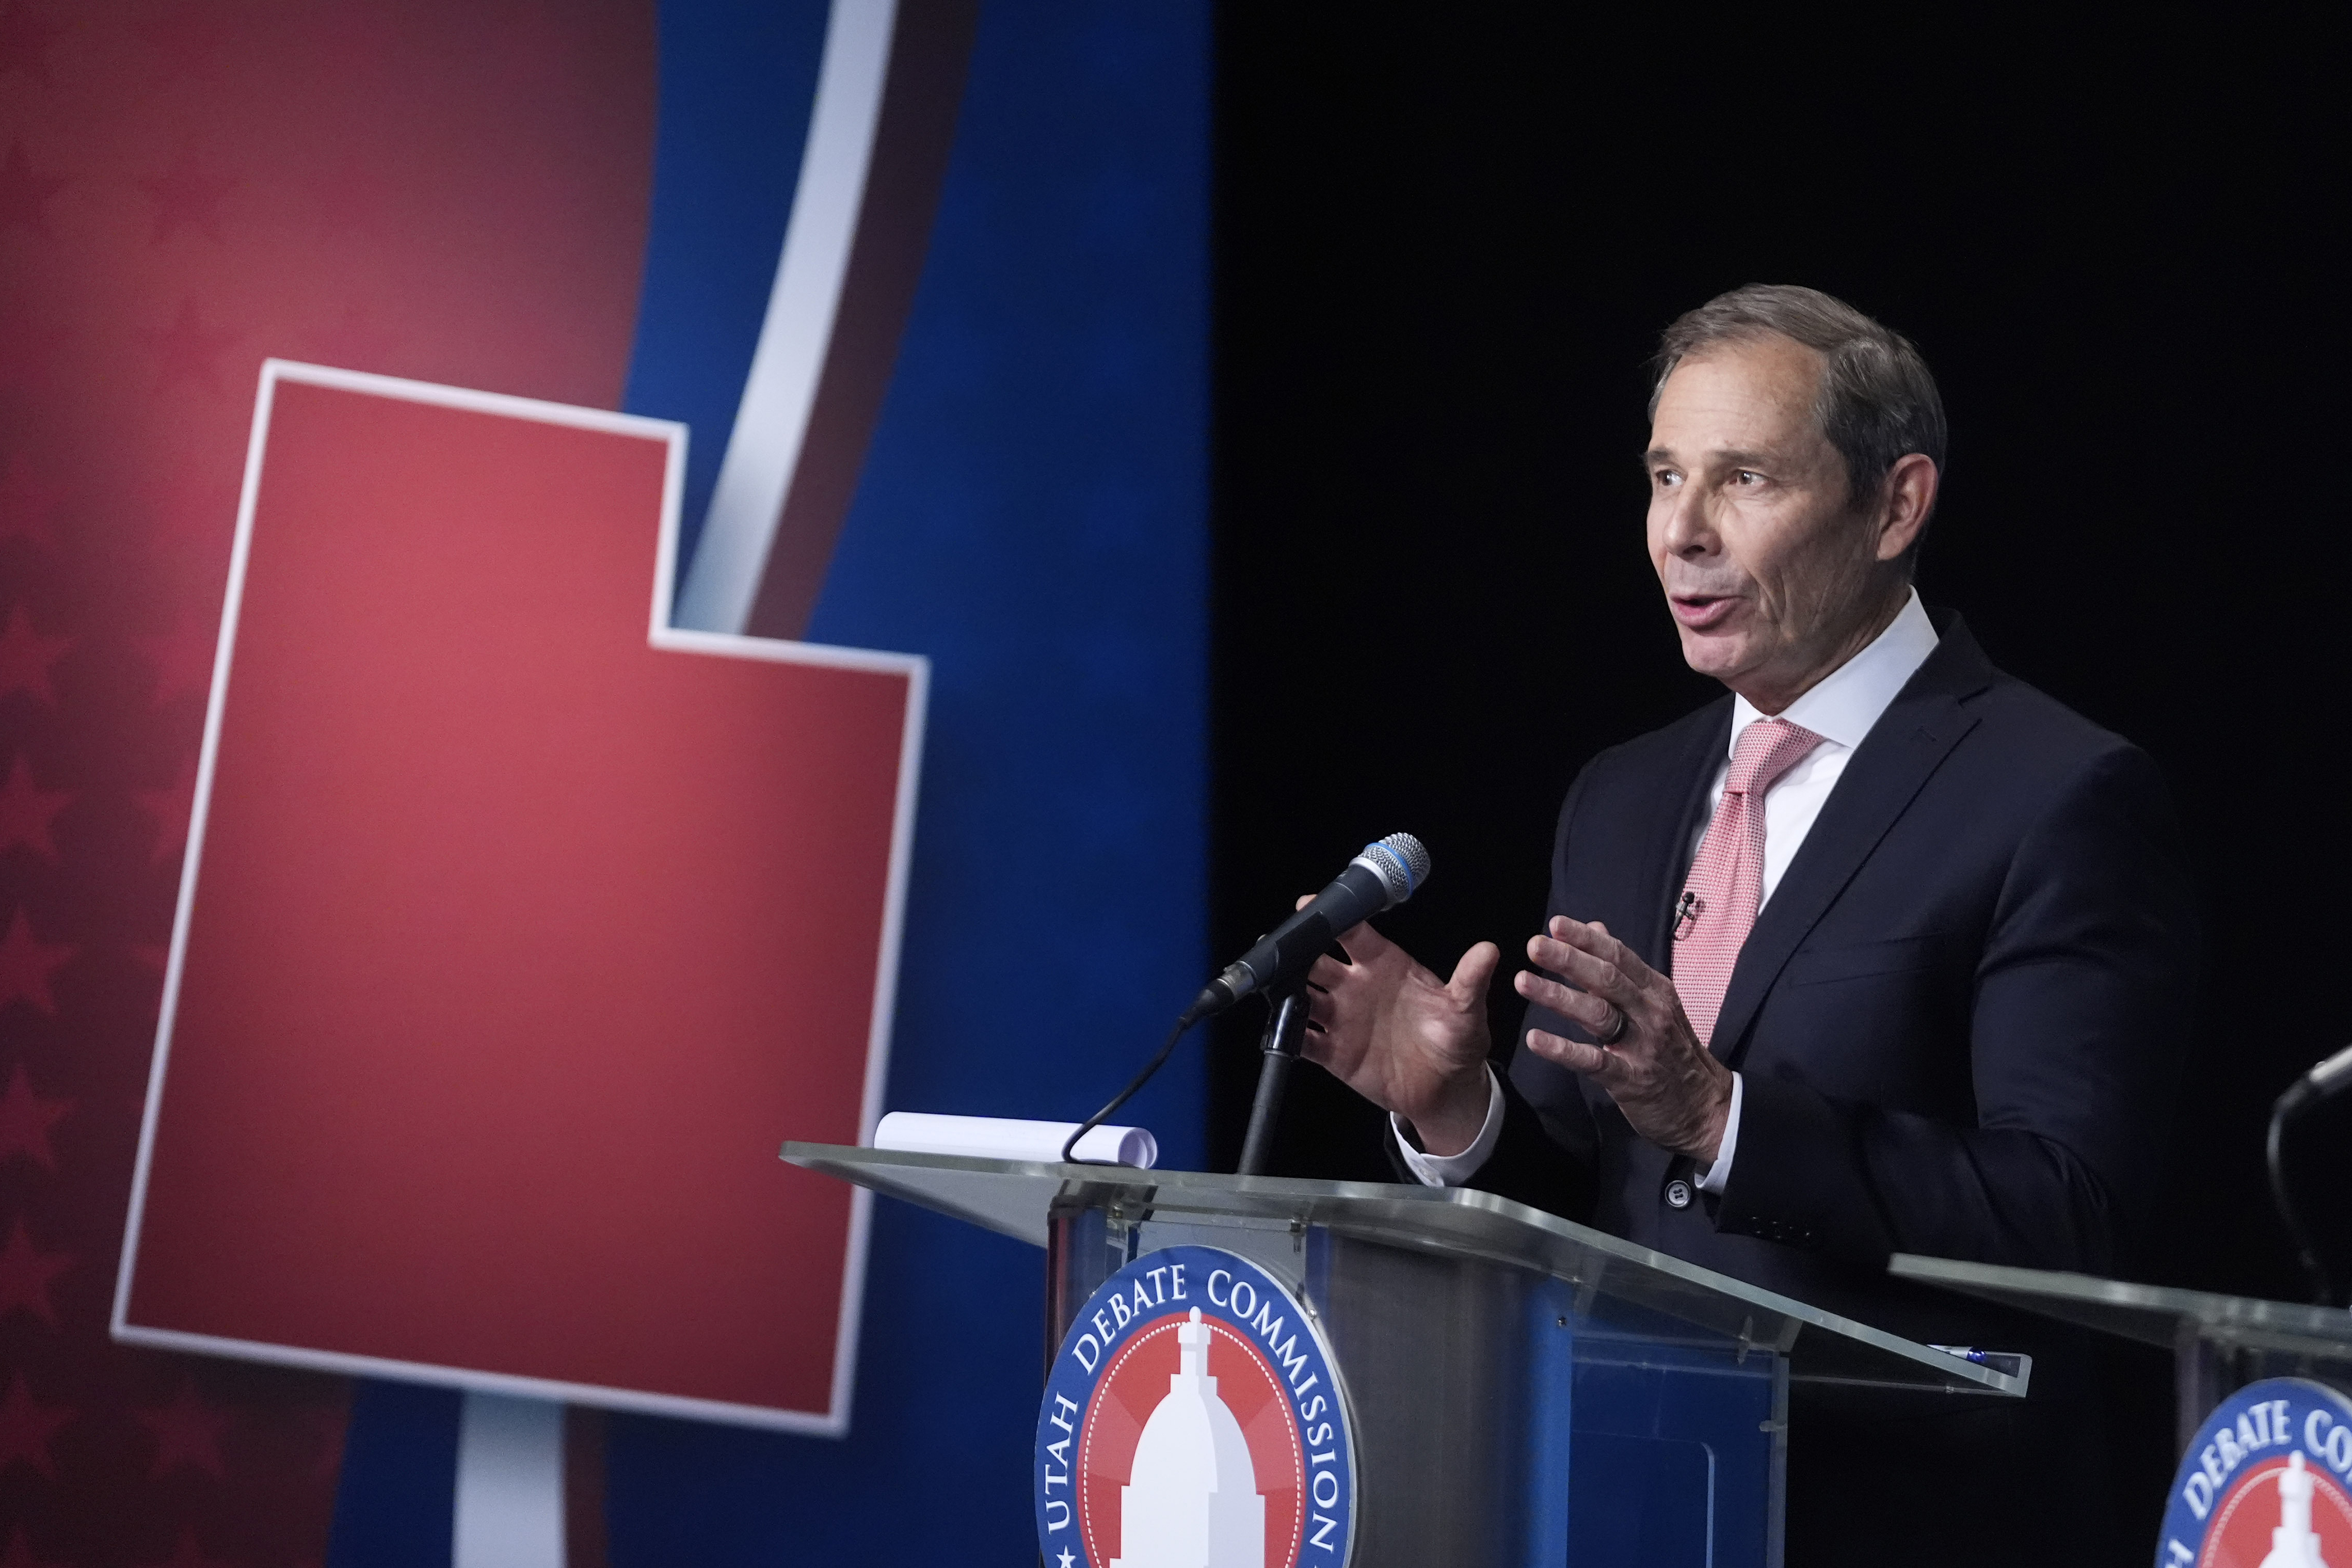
2262,1452,2332,1568
1109,1308,1267,1568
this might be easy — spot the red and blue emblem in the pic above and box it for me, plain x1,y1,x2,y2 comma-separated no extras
1035,1245,1358,1567
2157,1378,2352,1566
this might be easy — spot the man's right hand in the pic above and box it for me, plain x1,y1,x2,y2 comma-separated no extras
1293,907,1499,1157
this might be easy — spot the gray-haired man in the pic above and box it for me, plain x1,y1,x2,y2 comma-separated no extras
1302,285,2195,1562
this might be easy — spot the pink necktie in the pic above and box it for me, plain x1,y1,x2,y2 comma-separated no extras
1671,717,1825,1048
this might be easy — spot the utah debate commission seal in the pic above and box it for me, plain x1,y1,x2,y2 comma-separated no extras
1035,1244,1357,1568
2157,1377,2352,1566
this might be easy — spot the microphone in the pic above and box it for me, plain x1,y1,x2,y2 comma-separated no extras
2276,1042,2352,1119
1184,833,1430,1025
1061,831,1433,1169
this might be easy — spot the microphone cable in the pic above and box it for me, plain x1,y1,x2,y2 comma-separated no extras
2266,1041,2352,1307
1055,832,1428,1169
1060,1012,1196,1166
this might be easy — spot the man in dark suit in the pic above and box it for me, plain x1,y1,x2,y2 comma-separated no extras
1299,284,2196,1563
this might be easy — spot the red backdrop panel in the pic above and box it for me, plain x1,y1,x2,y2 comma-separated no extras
1,2,654,1554
115,371,917,1426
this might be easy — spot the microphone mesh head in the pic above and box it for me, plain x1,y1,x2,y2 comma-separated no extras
1354,832,1432,905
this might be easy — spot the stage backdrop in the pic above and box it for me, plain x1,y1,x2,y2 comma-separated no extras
0,1,1205,1563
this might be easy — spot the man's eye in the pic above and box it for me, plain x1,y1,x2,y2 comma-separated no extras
1733,470,1765,486
1654,470,1682,488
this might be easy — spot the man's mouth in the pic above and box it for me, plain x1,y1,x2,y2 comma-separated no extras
1670,594,1740,630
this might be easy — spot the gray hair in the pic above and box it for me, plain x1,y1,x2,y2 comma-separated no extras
1649,284,1946,540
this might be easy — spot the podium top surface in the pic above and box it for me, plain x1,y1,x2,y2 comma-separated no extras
1891,1254,2352,1363
785,1143,2025,1397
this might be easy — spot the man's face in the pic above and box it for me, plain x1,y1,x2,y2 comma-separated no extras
1644,333,1895,711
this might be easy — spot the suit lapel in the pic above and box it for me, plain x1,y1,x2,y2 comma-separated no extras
1709,614,1995,1064
1637,702,1732,971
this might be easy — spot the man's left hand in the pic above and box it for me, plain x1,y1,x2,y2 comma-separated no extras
1515,916,1733,1165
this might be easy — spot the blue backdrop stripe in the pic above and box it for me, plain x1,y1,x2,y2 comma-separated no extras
621,0,830,583
325,1381,463,1566
607,0,1207,1558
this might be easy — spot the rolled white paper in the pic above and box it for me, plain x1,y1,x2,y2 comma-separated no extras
872,1112,1158,1169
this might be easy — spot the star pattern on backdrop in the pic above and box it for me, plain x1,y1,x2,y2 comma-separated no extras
0,1375,74,1479
0,756,70,858
0,3,59,88
0,909,72,1014
139,151,236,245
0,142,65,235
135,614,218,708
139,1382,232,1478
134,763,197,865
0,1063,70,1169
0,1219,72,1324
0,1526,71,1568
0,454,66,549
143,298,241,393
0,608,71,703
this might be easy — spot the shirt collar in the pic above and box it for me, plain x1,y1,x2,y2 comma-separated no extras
1727,588,1939,754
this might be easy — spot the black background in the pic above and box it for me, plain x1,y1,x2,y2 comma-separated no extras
1205,8,2348,1544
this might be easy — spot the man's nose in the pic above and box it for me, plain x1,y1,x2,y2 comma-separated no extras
1659,486,1718,557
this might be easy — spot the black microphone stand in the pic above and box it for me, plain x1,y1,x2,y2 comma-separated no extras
1235,983,1308,1177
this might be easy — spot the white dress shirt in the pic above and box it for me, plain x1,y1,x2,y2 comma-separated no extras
1397,590,1940,1189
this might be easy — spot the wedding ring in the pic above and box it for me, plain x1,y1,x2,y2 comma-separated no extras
1595,1004,1628,1046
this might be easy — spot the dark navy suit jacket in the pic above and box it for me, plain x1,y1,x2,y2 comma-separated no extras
1470,612,2196,1347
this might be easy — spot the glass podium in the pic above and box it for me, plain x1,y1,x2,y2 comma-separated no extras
1890,1253,2352,1452
787,1144,2026,1568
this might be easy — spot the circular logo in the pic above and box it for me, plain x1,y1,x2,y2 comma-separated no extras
2157,1378,2352,1566
1034,1245,1357,1568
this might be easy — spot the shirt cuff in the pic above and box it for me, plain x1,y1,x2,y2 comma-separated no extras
1694,1071,1743,1194
1394,1067,1505,1188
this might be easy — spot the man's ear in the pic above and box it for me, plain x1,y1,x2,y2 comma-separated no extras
1874,453,1939,562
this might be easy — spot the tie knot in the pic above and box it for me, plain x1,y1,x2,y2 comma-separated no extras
1725,717,1825,795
